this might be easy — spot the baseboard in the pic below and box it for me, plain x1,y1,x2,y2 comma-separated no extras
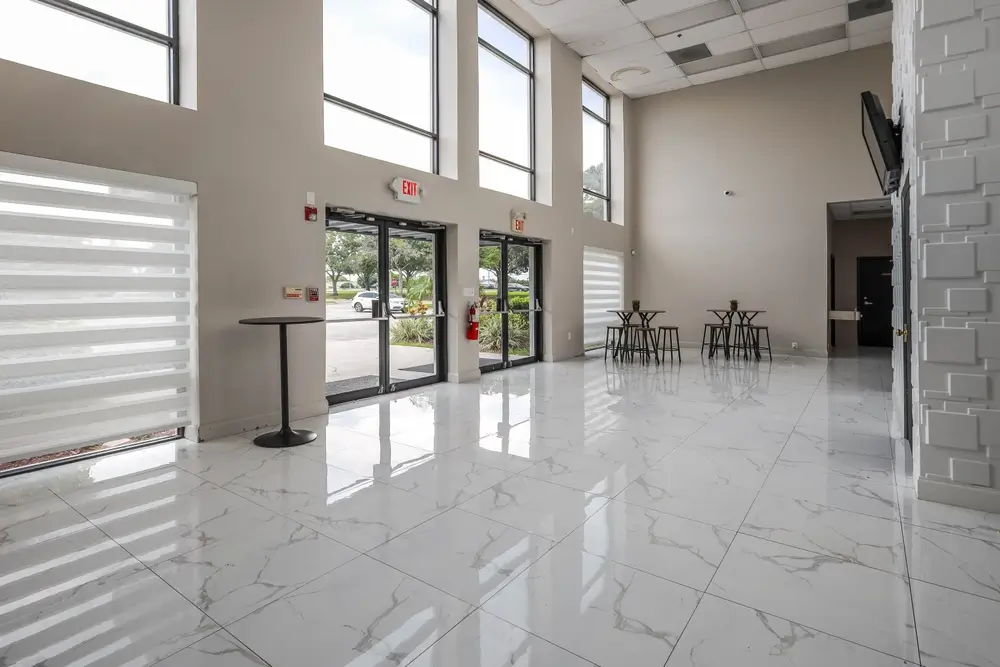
197,399,331,441
916,476,1000,513
448,368,481,383
673,341,827,358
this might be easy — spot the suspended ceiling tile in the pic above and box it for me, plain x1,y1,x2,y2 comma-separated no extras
687,59,764,84
847,10,893,37
655,14,747,51
762,37,849,68
626,0,719,22
749,5,848,43
644,0,736,37
512,0,622,26
621,76,693,97
743,0,847,30
850,28,891,49
585,40,673,77
680,47,758,74
570,22,652,56
706,30,755,54
614,65,687,90
551,5,638,43
757,24,847,57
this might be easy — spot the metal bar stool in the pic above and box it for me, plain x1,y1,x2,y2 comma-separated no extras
629,326,659,363
605,325,625,360
731,323,753,360
750,325,772,361
657,326,681,362
705,324,730,358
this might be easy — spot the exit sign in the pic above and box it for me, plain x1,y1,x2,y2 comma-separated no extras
390,177,422,204
511,210,526,234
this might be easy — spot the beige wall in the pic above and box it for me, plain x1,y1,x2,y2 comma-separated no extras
0,0,628,439
831,218,893,349
631,46,892,356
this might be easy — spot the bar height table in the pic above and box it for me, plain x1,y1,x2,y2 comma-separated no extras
239,316,325,448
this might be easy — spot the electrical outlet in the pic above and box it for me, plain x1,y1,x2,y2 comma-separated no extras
567,332,572,340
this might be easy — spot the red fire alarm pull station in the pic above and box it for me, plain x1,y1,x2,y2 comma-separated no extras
307,287,320,303
305,205,318,222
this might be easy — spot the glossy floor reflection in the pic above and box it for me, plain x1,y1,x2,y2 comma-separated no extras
2,353,999,665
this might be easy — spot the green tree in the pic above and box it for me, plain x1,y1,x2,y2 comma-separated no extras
583,163,605,219
479,245,530,291
354,236,379,289
389,238,433,294
325,231,362,296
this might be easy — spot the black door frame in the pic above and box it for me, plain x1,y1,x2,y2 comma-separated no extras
326,209,448,405
479,232,544,373
900,178,913,445
856,256,894,348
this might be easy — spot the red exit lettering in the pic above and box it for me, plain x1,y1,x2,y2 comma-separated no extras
402,180,418,197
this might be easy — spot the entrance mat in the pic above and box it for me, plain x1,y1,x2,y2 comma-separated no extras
398,363,436,374
325,376,379,396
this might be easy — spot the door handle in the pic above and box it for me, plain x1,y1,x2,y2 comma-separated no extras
863,300,874,306
894,327,909,343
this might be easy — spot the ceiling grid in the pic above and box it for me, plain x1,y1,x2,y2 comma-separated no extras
514,0,892,96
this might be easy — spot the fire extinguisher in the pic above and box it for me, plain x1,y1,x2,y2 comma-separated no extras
467,303,479,341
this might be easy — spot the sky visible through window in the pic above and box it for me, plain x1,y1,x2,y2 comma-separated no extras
0,0,170,102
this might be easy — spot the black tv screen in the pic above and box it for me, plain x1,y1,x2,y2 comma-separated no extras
861,92,901,195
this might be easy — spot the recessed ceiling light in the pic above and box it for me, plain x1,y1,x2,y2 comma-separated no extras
528,0,563,5
593,39,607,47
611,66,650,81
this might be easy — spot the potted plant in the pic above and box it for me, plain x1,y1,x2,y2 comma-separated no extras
730,299,739,312
631,300,641,311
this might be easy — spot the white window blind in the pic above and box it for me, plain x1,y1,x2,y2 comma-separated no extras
583,246,624,350
0,152,196,464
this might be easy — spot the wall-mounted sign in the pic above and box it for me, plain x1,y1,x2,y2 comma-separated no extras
306,287,320,302
390,177,422,204
511,210,526,234
283,286,304,299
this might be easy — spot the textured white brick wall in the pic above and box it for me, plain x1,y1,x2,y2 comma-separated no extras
895,0,1000,511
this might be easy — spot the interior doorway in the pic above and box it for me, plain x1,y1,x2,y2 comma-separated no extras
900,179,913,444
858,257,894,347
478,231,544,372
325,210,447,404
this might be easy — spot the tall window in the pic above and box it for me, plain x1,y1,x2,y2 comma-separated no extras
583,80,610,221
323,0,437,174
478,3,534,200
0,0,179,103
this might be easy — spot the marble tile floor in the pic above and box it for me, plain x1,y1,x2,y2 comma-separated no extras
2,353,999,666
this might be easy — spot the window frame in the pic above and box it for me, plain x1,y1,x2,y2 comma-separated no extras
581,77,611,222
582,78,611,222
27,0,181,104
322,0,440,174
478,1,535,201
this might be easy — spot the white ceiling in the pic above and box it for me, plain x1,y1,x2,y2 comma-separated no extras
828,197,892,221
512,0,892,97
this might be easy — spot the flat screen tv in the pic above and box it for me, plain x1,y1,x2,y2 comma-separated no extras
861,91,902,195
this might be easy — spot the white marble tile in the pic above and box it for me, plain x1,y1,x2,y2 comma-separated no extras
483,543,701,667
0,568,217,666
659,447,776,489
579,430,683,468
504,419,587,450
520,448,646,497
667,593,915,667
911,579,1000,667
157,631,270,667
154,512,359,624
228,555,473,667
173,436,296,486
368,509,553,605
0,487,90,556
561,499,735,591
791,421,893,456
459,476,609,540
741,493,906,574
617,465,760,530
759,462,899,520
408,610,599,667
898,486,1000,543
708,535,918,662
383,456,514,508
224,455,444,551
903,524,1000,601
443,436,562,473
777,436,895,483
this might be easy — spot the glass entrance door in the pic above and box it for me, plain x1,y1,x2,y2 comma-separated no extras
326,213,446,404
478,233,542,372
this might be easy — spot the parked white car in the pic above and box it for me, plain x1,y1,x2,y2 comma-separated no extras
352,291,405,313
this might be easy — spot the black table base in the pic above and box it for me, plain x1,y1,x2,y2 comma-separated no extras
239,316,325,449
253,427,318,448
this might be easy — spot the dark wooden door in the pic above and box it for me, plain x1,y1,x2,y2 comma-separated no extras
858,257,894,347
